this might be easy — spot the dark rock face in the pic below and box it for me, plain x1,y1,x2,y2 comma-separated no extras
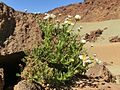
0,52,26,88
0,2,45,89
0,2,44,88
0,2,15,47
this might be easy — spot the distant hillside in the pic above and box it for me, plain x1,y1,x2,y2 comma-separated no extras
48,0,120,22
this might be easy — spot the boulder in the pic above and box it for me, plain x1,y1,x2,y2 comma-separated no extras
14,80,43,90
84,29,103,42
86,63,112,82
106,65,120,84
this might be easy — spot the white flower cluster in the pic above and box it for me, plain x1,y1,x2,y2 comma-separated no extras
75,15,81,21
79,54,92,66
64,20,74,25
44,13,56,20
95,58,102,64
63,14,81,25
81,39,86,44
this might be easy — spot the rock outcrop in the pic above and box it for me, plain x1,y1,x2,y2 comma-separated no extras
0,2,43,88
0,2,42,55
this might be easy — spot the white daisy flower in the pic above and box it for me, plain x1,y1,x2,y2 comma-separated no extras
91,44,94,47
95,58,102,64
85,59,92,63
81,39,86,44
93,53,97,57
79,54,92,66
43,14,56,20
58,13,62,16
75,15,81,21
79,55,84,60
50,14,56,19
43,14,50,20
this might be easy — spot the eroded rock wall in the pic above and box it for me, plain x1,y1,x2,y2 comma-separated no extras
0,3,42,55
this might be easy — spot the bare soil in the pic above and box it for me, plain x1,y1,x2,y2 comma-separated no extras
1,0,120,89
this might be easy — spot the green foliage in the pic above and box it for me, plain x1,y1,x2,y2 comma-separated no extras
22,16,90,86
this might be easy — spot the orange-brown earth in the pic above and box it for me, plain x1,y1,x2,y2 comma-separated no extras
49,0,120,22
1,0,120,89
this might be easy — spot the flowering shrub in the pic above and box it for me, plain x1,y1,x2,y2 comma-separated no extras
21,14,92,86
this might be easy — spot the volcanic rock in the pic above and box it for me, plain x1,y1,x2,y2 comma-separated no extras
0,2,43,55
14,80,43,90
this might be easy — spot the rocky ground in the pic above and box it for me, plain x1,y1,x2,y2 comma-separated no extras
1,0,120,89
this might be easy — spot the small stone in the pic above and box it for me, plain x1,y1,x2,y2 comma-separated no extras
93,82,99,85
1,51,5,55
45,87,49,90
100,82,106,85
99,78,104,82
79,80,84,84
107,86,111,88
14,80,42,90
53,88,56,90
72,87,78,90
96,85,99,88
86,64,112,82
4,40,9,45
85,86,90,88
79,83,85,88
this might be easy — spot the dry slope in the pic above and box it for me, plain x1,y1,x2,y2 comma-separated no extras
49,0,120,22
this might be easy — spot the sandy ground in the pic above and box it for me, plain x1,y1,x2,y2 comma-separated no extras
76,19,120,89
75,19,120,65
73,83,120,90
85,42,120,65
76,42,120,90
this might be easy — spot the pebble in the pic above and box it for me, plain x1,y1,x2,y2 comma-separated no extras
93,82,99,85
107,86,111,88
100,82,106,85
